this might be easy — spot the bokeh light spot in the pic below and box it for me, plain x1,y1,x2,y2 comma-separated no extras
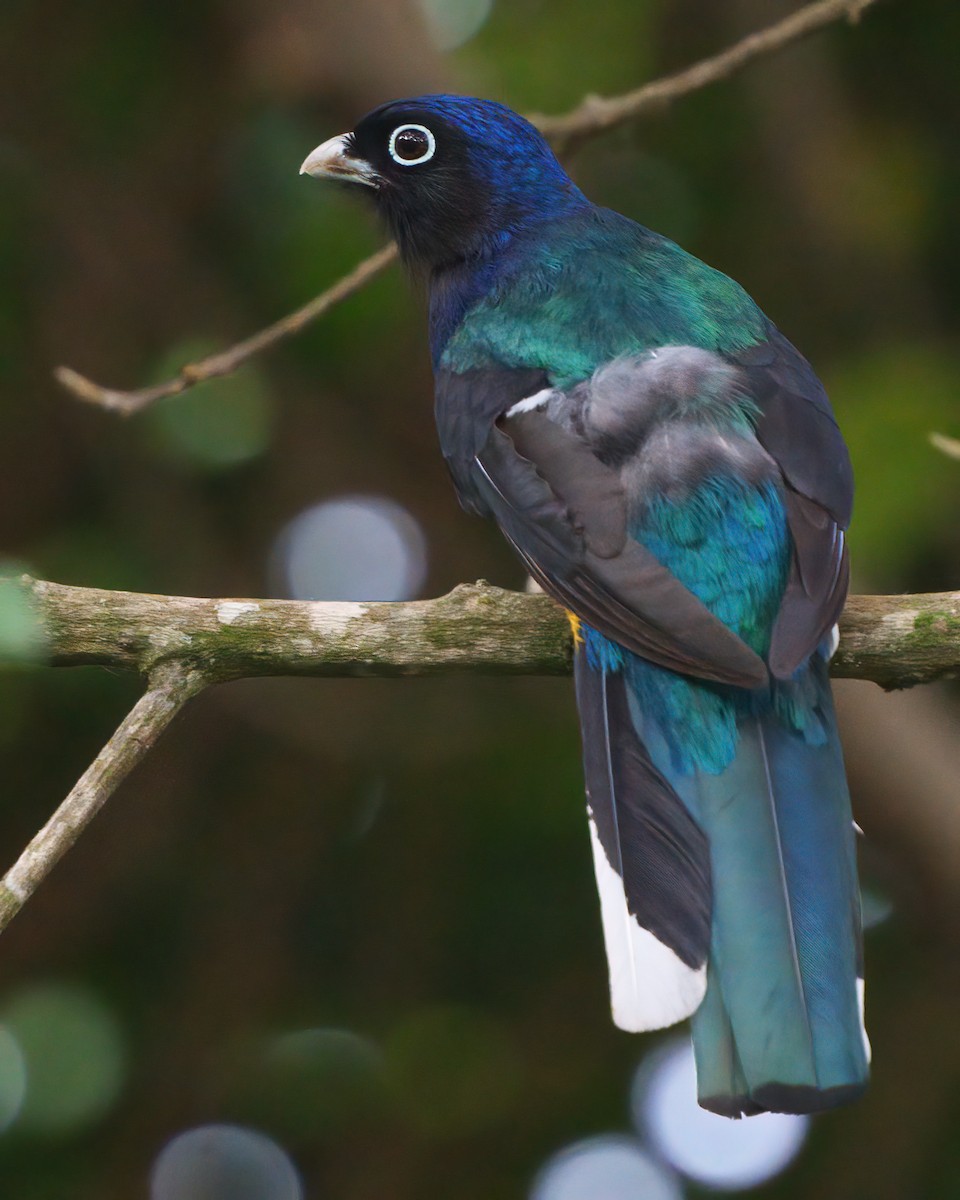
417,0,493,50
0,1026,27,1131
633,1039,808,1190
861,884,894,929
384,1005,522,1137
531,1135,682,1200
272,494,428,602
258,1027,384,1133
1,982,125,1135
0,564,48,664
144,338,274,471
150,1124,302,1200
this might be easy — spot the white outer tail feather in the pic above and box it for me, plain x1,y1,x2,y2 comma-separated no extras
587,816,707,1031
857,976,871,1062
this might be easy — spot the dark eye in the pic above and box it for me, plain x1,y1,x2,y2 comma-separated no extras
388,124,436,166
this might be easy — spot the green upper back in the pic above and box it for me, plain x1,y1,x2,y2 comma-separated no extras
439,206,767,388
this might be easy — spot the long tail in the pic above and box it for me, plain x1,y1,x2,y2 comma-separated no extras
687,657,869,1115
574,652,711,1031
576,645,869,1116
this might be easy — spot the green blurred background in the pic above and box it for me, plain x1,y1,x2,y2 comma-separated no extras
2,0,960,1196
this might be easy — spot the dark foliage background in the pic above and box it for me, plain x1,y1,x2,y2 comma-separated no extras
1,0,960,1196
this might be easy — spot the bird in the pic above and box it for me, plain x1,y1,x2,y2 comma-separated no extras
300,95,869,1117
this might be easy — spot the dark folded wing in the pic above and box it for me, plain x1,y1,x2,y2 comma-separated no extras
732,329,853,676
434,366,551,516
440,379,769,688
574,654,711,1030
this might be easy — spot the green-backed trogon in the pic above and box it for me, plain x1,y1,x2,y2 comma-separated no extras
300,95,868,1117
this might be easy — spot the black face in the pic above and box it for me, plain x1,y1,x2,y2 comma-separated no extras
344,105,495,270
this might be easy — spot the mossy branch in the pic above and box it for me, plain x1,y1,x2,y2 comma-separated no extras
12,575,960,689
0,574,956,939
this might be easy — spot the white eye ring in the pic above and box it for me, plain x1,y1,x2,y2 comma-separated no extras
387,123,436,167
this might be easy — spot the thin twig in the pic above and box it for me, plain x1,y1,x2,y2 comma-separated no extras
54,0,882,415
0,662,204,933
533,0,881,149
55,244,398,416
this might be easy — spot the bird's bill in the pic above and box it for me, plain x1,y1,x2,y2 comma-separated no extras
299,134,377,187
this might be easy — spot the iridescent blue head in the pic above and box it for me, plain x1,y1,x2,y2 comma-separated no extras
301,95,587,269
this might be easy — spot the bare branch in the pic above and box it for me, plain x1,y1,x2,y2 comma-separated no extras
54,0,883,414
55,244,398,416
20,576,960,690
0,662,203,934
533,0,882,149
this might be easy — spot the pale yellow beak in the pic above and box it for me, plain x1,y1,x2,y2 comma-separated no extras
299,133,378,187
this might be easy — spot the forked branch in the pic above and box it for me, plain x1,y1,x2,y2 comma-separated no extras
0,574,955,939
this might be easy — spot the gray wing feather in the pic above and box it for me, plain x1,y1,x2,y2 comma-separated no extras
437,342,848,685
732,330,853,675
474,415,769,688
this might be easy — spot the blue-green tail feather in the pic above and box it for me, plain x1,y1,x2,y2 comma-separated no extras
622,649,868,1115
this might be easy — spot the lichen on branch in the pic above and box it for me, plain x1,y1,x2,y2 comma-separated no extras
12,576,960,690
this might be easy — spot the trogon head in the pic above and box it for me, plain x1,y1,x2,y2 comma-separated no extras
300,95,586,270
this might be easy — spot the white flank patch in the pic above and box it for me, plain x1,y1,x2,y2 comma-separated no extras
857,976,871,1062
825,623,840,660
216,601,260,626
587,818,707,1032
506,388,556,418
308,601,367,636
